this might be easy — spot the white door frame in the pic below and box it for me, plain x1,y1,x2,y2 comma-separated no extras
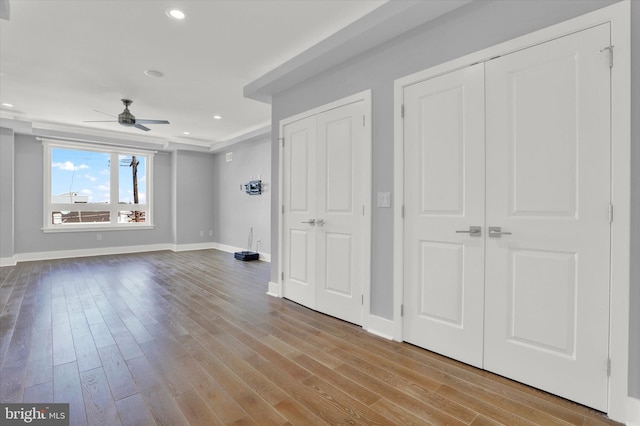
276,90,373,329
393,2,630,422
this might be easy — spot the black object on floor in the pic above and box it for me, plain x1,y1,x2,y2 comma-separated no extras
234,251,259,261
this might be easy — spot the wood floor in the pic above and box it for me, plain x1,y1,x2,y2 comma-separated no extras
0,249,619,425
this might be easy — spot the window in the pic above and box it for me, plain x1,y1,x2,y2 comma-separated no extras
43,140,154,231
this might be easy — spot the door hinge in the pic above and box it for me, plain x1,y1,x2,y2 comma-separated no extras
601,45,614,68
402,205,405,218
400,304,404,317
282,205,285,214
361,294,364,305
607,358,611,377
363,115,365,127
281,272,284,281
401,104,405,119
280,137,284,147
362,205,365,216
609,203,613,223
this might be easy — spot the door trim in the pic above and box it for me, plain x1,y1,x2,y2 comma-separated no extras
277,90,373,329
393,1,630,422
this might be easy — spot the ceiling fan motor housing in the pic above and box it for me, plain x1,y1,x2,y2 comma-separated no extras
118,110,136,126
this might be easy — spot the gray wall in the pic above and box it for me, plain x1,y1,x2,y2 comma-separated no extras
269,0,638,396
174,150,216,246
2,131,265,258
0,128,14,260
12,133,174,254
212,137,271,254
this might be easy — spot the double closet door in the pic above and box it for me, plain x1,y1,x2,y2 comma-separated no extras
281,99,368,326
402,24,611,411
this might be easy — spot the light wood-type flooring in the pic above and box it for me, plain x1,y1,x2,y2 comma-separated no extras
0,249,619,425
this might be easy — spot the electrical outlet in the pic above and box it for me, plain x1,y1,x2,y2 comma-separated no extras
199,230,204,237
96,233,102,241
209,230,213,236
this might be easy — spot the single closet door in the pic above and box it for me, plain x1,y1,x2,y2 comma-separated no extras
483,23,611,411
402,63,486,368
282,100,368,326
282,115,317,309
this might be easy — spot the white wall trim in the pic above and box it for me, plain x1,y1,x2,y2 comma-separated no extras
211,242,271,262
628,397,640,426
173,242,216,252
267,281,281,298
365,314,395,341
0,256,16,267
12,243,173,263
2,242,272,265
393,1,630,422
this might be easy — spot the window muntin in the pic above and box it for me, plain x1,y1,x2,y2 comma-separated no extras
44,141,153,230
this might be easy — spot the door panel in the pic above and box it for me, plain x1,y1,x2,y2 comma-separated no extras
403,63,486,368
282,117,317,309
316,102,365,325
509,249,577,355
484,23,611,411
418,241,464,326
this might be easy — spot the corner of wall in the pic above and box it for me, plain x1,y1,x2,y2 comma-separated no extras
628,396,640,426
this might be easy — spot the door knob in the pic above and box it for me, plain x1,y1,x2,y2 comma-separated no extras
301,219,315,225
455,226,482,237
315,219,325,226
488,226,512,238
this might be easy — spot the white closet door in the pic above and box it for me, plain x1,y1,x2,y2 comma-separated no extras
403,63,486,367
315,101,366,325
484,23,611,411
282,116,317,309
282,99,368,326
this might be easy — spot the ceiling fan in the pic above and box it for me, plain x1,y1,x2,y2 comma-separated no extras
84,99,170,131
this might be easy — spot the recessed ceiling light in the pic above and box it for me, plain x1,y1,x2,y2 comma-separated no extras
166,8,186,20
144,69,164,78
213,115,222,120
183,131,190,135
1,103,13,107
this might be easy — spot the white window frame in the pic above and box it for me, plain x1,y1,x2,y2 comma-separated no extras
42,139,155,232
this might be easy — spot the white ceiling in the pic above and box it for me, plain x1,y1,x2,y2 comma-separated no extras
0,0,386,149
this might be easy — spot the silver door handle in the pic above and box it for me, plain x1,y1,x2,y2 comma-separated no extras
455,226,482,237
301,219,315,225
315,219,325,226
488,226,512,237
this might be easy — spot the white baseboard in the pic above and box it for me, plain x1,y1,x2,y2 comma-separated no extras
365,314,396,340
0,256,16,267
1,242,271,266
173,242,216,252
211,242,271,262
628,396,640,426
267,281,281,297
13,243,173,263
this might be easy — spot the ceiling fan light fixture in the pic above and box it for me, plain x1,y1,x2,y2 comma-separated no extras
213,115,222,120
166,8,186,20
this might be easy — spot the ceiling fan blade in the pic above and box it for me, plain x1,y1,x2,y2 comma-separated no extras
84,120,118,122
134,123,151,131
135,119,170,124
93,109,118,118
